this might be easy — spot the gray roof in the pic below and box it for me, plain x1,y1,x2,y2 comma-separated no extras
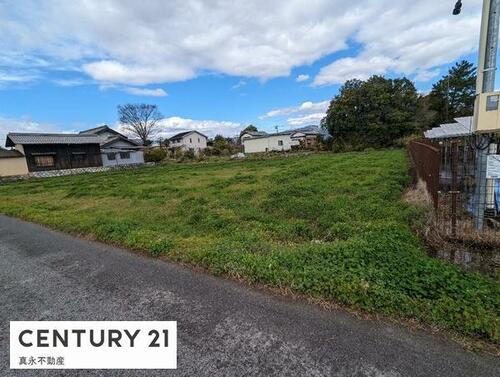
169,130,208,141
0,148,24,158
424,117,473,139
79,125,121,136
101,135,141,147
242,131,268,137
6,133,102,147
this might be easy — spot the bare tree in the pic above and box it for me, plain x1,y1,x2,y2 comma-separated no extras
118,104,163,145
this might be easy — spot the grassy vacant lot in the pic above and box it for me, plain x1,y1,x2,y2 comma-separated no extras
0,150,498,343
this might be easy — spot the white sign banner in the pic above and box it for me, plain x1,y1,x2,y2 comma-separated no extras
487,154,500,179
10,321,177,369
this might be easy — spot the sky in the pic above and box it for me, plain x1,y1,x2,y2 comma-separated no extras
0,0,489,144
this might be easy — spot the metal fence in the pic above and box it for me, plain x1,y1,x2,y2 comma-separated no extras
407,139,441,209
409,136,500,237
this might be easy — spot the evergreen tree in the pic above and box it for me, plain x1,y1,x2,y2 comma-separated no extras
428,60,476,125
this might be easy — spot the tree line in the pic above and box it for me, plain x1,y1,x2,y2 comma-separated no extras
321,60,476,150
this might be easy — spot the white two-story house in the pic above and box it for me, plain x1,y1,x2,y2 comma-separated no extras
169,131,208,152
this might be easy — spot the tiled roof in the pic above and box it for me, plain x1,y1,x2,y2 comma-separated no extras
101,135,141,147
6,133,102,147
79,125,121,136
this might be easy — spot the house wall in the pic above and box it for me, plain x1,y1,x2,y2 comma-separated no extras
101,150,144,166
171,132,207,151
22,143,102,172
0,157,29,177
243,135,298,153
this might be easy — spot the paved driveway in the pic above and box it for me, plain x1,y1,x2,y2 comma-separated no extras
0,215,498,376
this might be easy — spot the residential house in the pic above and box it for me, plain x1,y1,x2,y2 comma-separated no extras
169,131,208,152
290,126,324,149
240,131,268,141
79,125,144,166
242,126,326,153
5,133,103,173
0,147,28,177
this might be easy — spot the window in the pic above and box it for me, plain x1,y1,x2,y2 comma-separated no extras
189,138,192,143
486,95,499,111
34,155,55,167
119,152,130,159
107,153,116,160
278,140,283,146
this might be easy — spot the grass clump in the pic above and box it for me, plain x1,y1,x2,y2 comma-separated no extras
0,150,498,343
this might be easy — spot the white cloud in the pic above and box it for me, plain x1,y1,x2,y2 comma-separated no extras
231,80,247,90
260,100,329,126
0,116,63,146
287,113,325,126
0,0,483,87
414,69,441,82
52,78,88,87
122,87,167,97
118,116,242,139
296,74,310,82
260,100,329,119
313,1,482,86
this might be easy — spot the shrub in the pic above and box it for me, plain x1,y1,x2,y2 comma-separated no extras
144,148,167,163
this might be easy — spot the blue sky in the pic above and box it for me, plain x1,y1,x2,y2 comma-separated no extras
0,0,488,143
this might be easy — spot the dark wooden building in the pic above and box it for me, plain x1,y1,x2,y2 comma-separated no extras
5,133,103,172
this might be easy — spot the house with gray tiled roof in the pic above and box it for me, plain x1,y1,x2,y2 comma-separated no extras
79,125,145,166
4,132,103,174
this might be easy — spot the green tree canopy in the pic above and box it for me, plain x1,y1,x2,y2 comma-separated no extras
321,75,419,150
239,125,258,137
428,60,476,126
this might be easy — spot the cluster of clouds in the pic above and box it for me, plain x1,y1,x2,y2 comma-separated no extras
0,116,67,146
260,100,330,126
0,0,483,90
148,117,242,139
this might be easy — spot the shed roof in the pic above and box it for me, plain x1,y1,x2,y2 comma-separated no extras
424,116,473,139
6,133,102,147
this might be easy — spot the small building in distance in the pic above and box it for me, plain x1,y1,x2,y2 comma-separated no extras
169,131,208,152
79,125,144,166
242,126,326,153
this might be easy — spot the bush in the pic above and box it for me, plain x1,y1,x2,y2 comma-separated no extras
144,148,167,162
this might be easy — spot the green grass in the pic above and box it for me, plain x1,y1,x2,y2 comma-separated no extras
0,150,498,343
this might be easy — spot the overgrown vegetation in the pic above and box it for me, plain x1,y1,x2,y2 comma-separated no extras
0,150,498,343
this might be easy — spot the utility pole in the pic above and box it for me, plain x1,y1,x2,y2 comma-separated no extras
466,0,500,230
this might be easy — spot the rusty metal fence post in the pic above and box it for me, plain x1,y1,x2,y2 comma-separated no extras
408,139,441,209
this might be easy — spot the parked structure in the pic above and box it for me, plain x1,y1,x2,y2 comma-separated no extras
169,131,208,152
0,147,29,177
79,125,144,166
242,126,325,153
5,133,102,173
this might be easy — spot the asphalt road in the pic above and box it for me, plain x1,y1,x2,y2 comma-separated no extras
0,215,498,376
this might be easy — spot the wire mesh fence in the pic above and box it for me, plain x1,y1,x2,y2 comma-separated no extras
409,135,500,238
